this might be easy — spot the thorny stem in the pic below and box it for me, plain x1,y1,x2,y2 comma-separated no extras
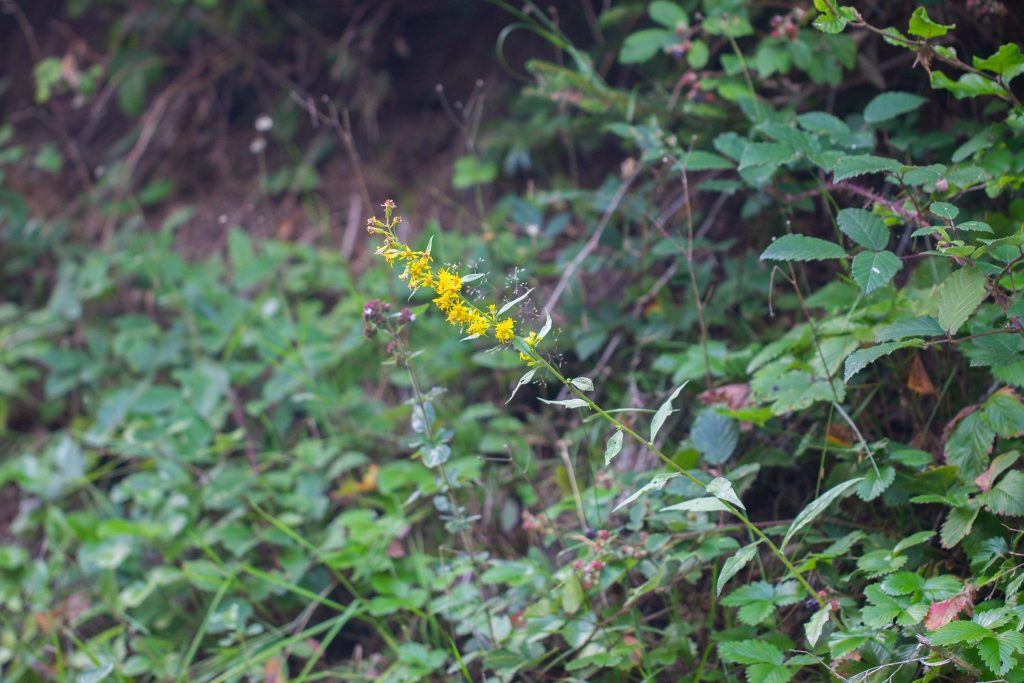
524,352,828,608
678,147,714,388
820,0,1021,108
390,330,498,646
783,264,881,477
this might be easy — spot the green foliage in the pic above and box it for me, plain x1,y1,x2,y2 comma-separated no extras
5,0,1024,680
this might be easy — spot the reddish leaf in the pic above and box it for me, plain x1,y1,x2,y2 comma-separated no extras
697,383,750,410
907,355,936,395
924,586,975,631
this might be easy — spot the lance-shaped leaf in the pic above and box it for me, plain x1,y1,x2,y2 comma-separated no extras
650,382,687,441
612,473,680,512
781,477,863,550
604,429,624,466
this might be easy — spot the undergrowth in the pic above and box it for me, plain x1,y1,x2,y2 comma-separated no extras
2,0,1024,681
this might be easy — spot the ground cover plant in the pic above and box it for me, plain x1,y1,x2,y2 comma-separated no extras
2,0,1024,680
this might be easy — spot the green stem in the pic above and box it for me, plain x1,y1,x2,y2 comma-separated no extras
527,351,826,607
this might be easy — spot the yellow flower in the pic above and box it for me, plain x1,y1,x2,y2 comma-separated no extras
524,331,539,348
433,290,461,313
434,269,462,297
446,304,474,327
405,254,433,289
495,318,515,344
467,313,490,337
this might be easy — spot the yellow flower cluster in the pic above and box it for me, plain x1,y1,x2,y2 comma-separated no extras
367,201,526,349
519,331,540,365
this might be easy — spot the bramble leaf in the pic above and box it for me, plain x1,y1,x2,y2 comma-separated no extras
760,235,847,262
837,208,889,250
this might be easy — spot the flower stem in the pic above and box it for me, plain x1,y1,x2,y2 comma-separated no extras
527,350,826,607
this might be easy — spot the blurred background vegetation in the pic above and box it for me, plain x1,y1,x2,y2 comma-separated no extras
2,0,1024,681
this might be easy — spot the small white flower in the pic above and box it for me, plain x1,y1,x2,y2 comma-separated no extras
255,115,273,132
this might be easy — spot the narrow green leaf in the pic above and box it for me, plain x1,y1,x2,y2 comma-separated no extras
507,368,536,404
612,473,680,512
604,429,624,466
717,543,759,596
538,397,590,409
497,288,533,316
707,476,745,510
781,478,863,550
805,607,831,646
651,382,687,441
660,496,731,513
844,340,922,382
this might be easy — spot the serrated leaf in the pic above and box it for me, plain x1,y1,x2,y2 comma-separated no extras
717,639,784,665
957,220,993,233
981,470,1024,516
844,340,922,382
738,142,797,170
982,391,1024,438
930,201,959,219
929,620,992,646
707,476,744,510
851,250,902,294
837,208,889,250
881,571,925,596
940,506,979,548
832,154,901,182
875,316,944,342
938,267,988,334
908,7,954,39
691,410,739,465
760,234,847,262
717,543,758,596
650,382,687,441
604,429,624,466
660,496,731,513
963,334,1023,367
855,465,895,501
925,589,975,630
781,477,863,550
612,472,679,512
945,410,994,479
863,91,927,123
